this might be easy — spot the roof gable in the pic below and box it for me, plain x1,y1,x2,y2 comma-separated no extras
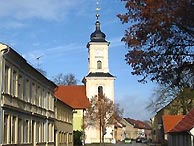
124,118,135,125
169,108,194,133
124,118,151,129
54,85,90,109
162,115,184,133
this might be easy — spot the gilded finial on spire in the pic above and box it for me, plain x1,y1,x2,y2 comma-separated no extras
96,1,100,20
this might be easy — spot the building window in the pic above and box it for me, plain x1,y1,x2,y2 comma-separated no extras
42,88,45,108
4,65,10,93
48,123,53,142
64,113,67,122
12,70,17,96
48,123,54,142
47,92,51,110
36,122,40,143
37,86,41,106
97,60,102,69
12,116,16,143
43,89,46,108
18,74,23,99
68,133,73,143
62,132,64,144
38,122,44,142
98,86,103,96
43,122,46,142
24,120,29,143
32,82,36,104
59,132,62,144
48,92,54,111
52,124,54,141
39,123,42,142
51,95,54,111
18,118,23,143
64,132,67,144
25,78,30,102
4,114,9,144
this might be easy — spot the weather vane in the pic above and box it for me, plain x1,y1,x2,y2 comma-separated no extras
96,1,100,20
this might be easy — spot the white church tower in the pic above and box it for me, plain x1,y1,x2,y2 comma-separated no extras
83,3,116,143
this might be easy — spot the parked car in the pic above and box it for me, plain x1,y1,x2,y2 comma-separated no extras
136,137,147,143
124,138,132,144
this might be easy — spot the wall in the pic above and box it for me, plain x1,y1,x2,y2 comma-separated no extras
168,133,192,146
73,110,84,131
55,100,73,146
0,45,56,146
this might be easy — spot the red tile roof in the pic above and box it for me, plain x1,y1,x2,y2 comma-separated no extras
54,85,90,109
162,115,184,133
124,118,151,129
169,108,194,133
124,118,136,126
136,120,148,129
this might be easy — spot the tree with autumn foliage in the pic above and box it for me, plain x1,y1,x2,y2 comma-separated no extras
84,94,123,144
118,0,194,89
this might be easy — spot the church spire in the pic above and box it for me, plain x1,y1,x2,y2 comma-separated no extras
96,1,100,21
90,1,107,42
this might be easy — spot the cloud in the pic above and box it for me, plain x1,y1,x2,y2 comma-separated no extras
0,0,85,21
115,94,152,121
22,42,85,66
0,20,26,29
109,36,124,48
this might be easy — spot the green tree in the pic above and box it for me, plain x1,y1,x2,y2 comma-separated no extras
118,0,194,89
52,73,78,85
73,130,83,146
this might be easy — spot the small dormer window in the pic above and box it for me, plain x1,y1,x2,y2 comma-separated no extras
97,60,102,69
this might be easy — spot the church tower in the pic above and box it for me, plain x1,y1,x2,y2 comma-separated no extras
83,3,115,143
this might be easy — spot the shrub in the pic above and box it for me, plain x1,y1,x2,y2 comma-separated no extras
73,130,83,146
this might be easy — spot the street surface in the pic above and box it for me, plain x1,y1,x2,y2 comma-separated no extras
114,141,147,146
85,141,148,146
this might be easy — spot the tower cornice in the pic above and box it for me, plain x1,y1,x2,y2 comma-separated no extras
86,41,110,48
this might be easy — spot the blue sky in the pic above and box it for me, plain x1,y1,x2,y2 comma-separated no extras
0,0,156,120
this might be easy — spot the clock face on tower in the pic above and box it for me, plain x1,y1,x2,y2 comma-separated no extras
96,49,103,56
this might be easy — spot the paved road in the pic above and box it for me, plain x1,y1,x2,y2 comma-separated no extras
115,141,147,146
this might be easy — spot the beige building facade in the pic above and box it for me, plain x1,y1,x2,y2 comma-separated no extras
114,120,126,142
54,99,73,146
121,118,137,140
0,43,74,146
117,118,152,141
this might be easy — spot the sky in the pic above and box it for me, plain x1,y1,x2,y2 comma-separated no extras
0,0,156,121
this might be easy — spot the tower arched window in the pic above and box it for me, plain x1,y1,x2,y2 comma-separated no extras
98,86,103,97
97,60,102,69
